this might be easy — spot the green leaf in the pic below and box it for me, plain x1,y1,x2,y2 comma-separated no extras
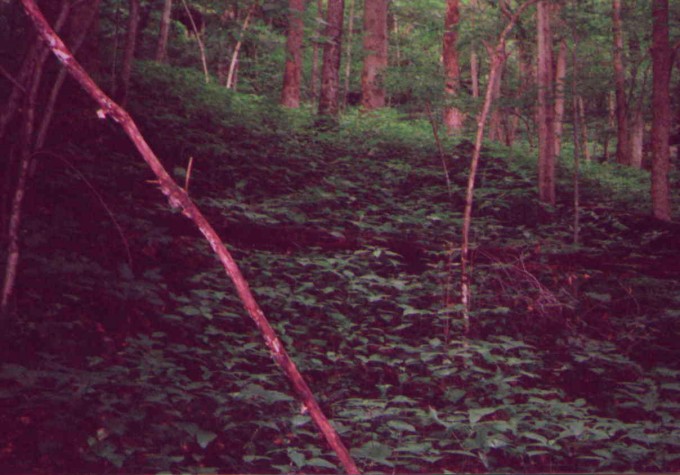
387,420,416,432
468,407,499,426
196,430,217,449
305,457,338,469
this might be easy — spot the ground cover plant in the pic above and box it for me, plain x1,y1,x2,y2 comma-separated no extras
1,62,680,474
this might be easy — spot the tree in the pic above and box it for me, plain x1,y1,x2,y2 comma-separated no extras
360,0,388,110
280,0,305,108
442,0,464,133
318,0,344,117
650,0,672,221
612,0,630,166
536,0,555,205
155,0,172,63
118,0,140,105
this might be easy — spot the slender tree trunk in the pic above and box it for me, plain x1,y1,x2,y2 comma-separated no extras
360,0,387,110
485,42,506,142
554,38,567,157
226,1,257,90
280,0,305,107
310,0,324,101
1,0,71,314
650,0,672,221
629,105,644,169
460,0,539,328
577,96,591,161
180,0,209,83
442,0,464,133
536,0,555,205
470,49,479,98
318,0,344,117
119,0,140,105
612,0,630,166
36,0,101,149
342,0,355,107
155,0,172,62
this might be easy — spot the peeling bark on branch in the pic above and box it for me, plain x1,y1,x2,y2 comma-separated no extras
17,1,361,472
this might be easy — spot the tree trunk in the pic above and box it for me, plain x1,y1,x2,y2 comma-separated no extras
119,0,140,105
226,2,257,90
470,49,479,98
280,0,305,108
577,96,591,161
318,0,344,117
155,0,172,62
629,105,644,169
342,0,355,107
310,0,324,101
486,42,505,142
442,0,464,133
612,0,630,166
650,0,672,221
554,38,567,157
360,0,387,110
536,0,555,205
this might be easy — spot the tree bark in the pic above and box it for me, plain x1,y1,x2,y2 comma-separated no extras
360,0,387,110
470,49,479,98
342,0,355,107
536,0,555,205
577,96,591,161
554,38,567,157
280,0,305,108
18,2,362,472
310,0,324,101
650,0,672,221
226,1,257,90
318,0,344,117
119,0,140,105
442,0,464,133
612,0,630,166
155,0,172,63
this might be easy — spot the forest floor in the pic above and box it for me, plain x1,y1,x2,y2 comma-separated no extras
1,63,680,473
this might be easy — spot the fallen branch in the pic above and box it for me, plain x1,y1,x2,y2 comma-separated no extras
18,1,360,473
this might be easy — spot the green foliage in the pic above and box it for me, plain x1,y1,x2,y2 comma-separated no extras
2,60,679,474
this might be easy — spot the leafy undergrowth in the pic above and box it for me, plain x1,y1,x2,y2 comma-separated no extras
1,63,679,473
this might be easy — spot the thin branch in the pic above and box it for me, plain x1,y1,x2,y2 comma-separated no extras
0,65,27,92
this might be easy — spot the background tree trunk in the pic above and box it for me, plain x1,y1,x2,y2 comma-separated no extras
119,0,140,105
155,0,172,62
342,0,355,108
310,0,324,101
318,0,344,117
536,0,555,205
554,38,567,157
280,0,305,108
442,0,464,133
612,0,630,166
360,0,387,110
650,0,672,221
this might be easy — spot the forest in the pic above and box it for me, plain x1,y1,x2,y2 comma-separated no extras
1,0,679,473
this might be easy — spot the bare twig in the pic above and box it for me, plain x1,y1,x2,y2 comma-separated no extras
184,156,194,193
18,1,359,472
425,101,452,197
